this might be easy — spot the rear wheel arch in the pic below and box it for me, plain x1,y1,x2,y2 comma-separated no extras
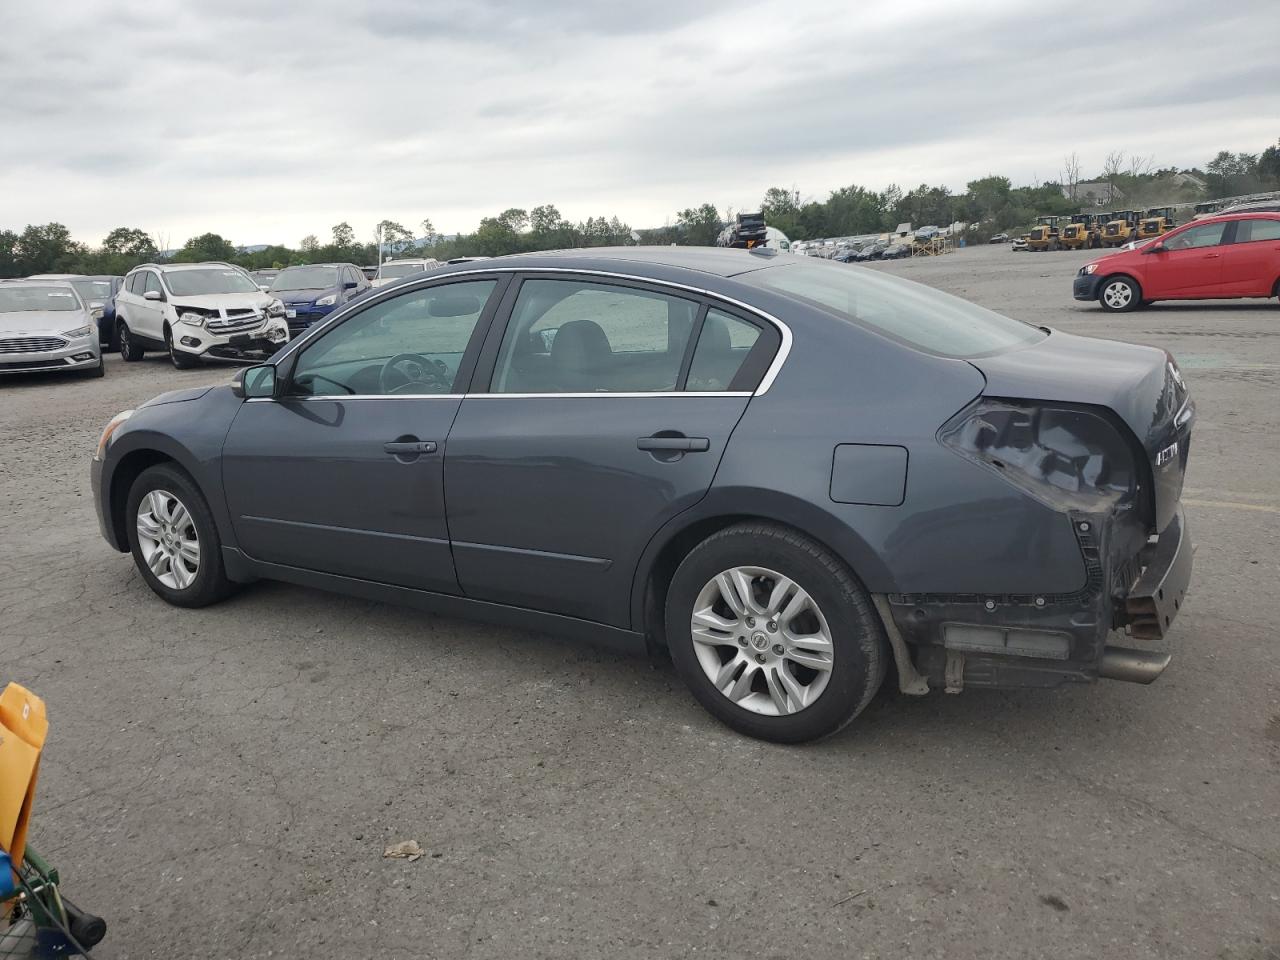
634,499,894,649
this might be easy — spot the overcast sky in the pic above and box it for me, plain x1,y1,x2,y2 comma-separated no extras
4,0,1277,248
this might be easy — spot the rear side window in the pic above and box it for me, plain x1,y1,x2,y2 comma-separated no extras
127,272,144,294
686,309,762,392
745,259,1044,359
1233,219,1280,243
491,278,699,393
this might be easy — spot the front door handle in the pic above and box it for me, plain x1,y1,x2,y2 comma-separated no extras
1203,253,1220,259
637,435,710,452
384,440,437,455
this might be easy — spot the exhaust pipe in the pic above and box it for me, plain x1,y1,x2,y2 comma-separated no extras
1098,645,1171,684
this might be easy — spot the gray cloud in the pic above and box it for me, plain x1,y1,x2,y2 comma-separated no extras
1,0,1276,247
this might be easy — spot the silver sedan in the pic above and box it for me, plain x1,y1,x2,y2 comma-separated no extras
0,281,103,378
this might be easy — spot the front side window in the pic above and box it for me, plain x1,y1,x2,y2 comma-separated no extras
288,279,496,397
1233,218,1280,243
744,259,1044,359
143,272,163,297
491,278,699,393
164,268,259,296
1164,222,1227,250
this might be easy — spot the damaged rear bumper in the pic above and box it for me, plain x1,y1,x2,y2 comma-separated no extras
884,507,1193,691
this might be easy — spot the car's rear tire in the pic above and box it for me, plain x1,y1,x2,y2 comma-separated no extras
126,464,235,608
1099,276,1141,312
165,326,197,369
665,522,888,743
118,318,144,361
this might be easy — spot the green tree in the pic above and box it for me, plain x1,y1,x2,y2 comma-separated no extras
102,227,157,258
331,222,356,248
496,208,529,234
0,229,20,278
376,220,415,254
1259,141,1280,187
675,203,722,246
174,232,236,263
13,223,85,274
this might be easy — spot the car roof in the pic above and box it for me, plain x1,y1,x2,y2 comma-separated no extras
1192,210,1280,225
437,245,785,279
279,262,352,268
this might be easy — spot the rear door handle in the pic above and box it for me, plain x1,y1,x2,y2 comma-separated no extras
383,440,437,454
637,436,710,452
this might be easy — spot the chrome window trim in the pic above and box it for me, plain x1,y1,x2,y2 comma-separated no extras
245,391,751,403
270,266,793,396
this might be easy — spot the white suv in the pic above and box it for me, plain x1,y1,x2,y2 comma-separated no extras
114,262,290,368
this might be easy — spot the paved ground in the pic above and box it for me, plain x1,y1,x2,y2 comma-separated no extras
2,244,1278,959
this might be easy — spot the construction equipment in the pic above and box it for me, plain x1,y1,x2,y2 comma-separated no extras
1060,213,1102,250
1137,207,1177,241
718,212,769,249
1101,210,1143,247
1025,215,1062,252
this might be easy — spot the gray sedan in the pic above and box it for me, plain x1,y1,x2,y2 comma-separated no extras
89,247,1193,742
0,281,103,377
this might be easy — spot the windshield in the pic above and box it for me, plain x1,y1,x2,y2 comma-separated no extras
379,262,427,279
70,279,112,303
164,268,260,296
744,260,1046,359
0,286,82,313
270,266,339,292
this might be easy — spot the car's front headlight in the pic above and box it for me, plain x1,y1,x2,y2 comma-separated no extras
62,324,94,338
316,294,338,306
179,311,207,327
267,300,286,317
1080,263,1098,276
95,409,134,461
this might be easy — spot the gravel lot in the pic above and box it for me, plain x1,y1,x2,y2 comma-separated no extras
3,244,1278,959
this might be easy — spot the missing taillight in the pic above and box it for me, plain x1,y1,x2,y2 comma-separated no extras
940,399,1137,512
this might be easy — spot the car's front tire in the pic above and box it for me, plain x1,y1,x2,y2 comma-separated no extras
1099,275,1142,312
165,326,197,369
118,318,144,361
126,464,235,608
86,356,105,378
665,522,888,743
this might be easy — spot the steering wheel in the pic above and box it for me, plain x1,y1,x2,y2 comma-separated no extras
379,353,451,395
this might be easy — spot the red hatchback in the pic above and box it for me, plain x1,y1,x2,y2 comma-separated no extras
1074,212,1280,312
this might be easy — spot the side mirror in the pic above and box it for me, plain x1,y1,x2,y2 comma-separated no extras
343,280,358,289
143,290,162,301
232,363,277,399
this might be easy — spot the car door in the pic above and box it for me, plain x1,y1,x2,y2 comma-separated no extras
124,270,164,340
220,276,506,592
444,274,780,626
1221,217,1280,296
1140,220,1230,297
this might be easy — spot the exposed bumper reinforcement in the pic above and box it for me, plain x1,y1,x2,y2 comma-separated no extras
1098,645,1172,684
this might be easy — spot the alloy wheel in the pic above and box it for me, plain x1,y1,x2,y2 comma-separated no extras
1103,280,1133,309
689,566,834,716
135,489,200,589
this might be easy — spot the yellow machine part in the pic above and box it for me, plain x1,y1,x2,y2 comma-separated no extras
0,682,48,871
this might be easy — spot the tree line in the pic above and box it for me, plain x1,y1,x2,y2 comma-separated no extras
2,140,1275,278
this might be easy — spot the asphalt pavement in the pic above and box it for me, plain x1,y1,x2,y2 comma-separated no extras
2,243,1277,959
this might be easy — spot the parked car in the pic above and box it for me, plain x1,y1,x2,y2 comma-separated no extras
1074,212,1280,312
0,280,103,378
90,248,1194,743
880,242,911,260
1218,200,1280,215
853,242,888,262
360,265,379,281
372,258,441,288
1011,235,1029,252
113,262,290,368
989,233,1010,244
249,269,279,291
267,263,370,337
27,274,122,347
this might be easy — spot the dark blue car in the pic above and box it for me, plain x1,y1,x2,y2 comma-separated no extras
267,263,369,337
